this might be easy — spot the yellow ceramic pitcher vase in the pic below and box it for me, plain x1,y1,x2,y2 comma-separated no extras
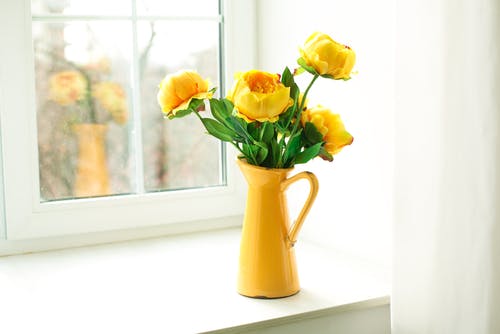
237,159,319,298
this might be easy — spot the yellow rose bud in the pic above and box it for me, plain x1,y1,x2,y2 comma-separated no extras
49,71,87,106
157,70,212,117
227,70,293,123
92,82,128,125
301,105,353,155
300,32,356,80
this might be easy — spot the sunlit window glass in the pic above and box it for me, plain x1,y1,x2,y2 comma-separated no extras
31,0,222,201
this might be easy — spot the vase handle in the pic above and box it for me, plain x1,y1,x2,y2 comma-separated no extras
281,171,319,248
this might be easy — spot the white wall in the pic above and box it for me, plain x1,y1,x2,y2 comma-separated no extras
256,0,394,266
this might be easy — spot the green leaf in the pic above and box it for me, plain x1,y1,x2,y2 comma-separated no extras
278,104,294,128
221,98,235,114
282,132,302,167
201,118,236,142
188,98,205,111
209,99,230,125
270,139,281,168
208,99,248,142
241,143,252,156
255,144,269,165
260,122,274,143
289,131,303,150
297,57,318,76
281,67,300,103
241,143,259,165
168,98,206,119
288,106,298,128
320,73,351,81
229,116,251,142
295,142,322,164
281,67,294,87
319,146,334,162
278,67,299,130
294,67,306,76
247,122,260,141
304,122,324,145
167,108,192,119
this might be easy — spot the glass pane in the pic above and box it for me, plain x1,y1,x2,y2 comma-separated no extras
32,21,134,201
138,21,222,191
31,0,131,16
136,0,218,17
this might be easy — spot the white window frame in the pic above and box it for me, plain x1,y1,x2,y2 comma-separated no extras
0,1,255,243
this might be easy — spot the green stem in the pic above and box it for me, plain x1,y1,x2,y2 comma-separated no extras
193,109,257,165
295,73,319,133
278,74,319,168
192,107,205,123
244,142,258,165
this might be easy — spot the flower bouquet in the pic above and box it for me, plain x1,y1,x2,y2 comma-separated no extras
157,32,355,298
157,32,354,168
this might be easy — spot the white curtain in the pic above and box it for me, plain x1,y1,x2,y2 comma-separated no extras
394,0,500,332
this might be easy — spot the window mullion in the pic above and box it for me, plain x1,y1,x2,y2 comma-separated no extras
217,0,227,186
130,0,145,194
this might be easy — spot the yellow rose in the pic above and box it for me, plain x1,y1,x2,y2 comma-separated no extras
157,70,212,117
92,82,128,125
301,105,353,155
299,32,356,80
227,70,293,123
49,71,87,105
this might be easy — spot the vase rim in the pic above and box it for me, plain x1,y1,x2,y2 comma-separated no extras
236,158,294,172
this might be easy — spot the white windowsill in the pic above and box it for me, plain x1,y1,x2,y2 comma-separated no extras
0,227,390,334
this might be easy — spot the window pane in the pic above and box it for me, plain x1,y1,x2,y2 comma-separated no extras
32,21,134,201
138,21,223,191
31,0,131,15
136,0,219,17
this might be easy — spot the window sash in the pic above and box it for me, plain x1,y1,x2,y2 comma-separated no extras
0,0,255,241
31,7,225,199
